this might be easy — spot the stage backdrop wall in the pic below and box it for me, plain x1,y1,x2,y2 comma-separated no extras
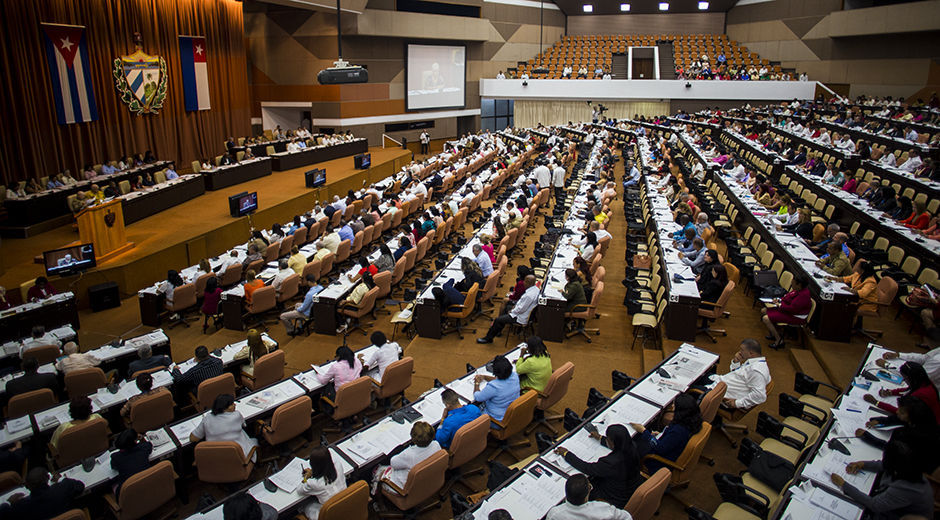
514,100,669,129
0,0,250,185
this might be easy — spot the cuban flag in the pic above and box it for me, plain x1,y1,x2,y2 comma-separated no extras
42,23,98,124
179,36,211,111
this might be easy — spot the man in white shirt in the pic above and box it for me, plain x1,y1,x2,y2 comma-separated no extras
476,276,539,344
419,131,430,155
359,331,401,382
817,129,831,145
272,259,294,295
55,341,102,374
546,474,632,520
331,195,346,215
552,162,566,200
320,229,341,254
729,161,748,183
905,128,919,142
710,339,771,410
533,161,551,190
287,140,302,153
496,71,505,79
899,149,923,173
562,65,572,78
472,244,494,276
879,150,897,167
412,180,428,198
20,325,62,357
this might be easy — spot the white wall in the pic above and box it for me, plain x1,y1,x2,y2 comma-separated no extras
480,79,818,102
261,106,307,131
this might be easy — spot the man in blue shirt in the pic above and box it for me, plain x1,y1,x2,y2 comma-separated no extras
337,221,354,243
279,275,323,336
623,160,641,188
101,163,117,175
165,167,179,180
435,389,482,448
472,355,520,424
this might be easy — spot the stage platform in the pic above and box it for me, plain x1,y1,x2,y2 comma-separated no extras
0,146,413,307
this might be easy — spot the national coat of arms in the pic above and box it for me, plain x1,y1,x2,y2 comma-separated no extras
112,32,167,115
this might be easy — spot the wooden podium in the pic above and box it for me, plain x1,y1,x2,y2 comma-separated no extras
76,200,135,263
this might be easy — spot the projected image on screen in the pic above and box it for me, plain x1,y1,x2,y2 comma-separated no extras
407,44,466,110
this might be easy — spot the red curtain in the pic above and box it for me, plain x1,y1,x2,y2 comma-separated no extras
0,0,250,185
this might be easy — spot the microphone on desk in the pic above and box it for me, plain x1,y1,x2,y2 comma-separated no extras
826,436,856,456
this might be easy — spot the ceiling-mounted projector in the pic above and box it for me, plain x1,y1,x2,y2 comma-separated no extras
318,59,368,84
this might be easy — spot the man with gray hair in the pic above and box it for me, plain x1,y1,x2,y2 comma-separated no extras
127,344,171,379
55,342,101,374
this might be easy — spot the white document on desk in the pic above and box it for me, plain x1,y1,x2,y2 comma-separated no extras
629,376,680,406
543,428,609,475
475,467,566,520
269,457,306,493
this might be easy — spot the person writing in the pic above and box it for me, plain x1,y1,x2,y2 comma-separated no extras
358,331,400,382
435,388,483,449
862,362,940,424
631,393,702,472
300,447,347,519
546,473,632,520
552,424,642,509
372,422,441,495
316,346,362,400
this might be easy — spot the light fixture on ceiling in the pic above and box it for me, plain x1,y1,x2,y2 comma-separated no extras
582,4,593,12
620,3,630,11
659,2,669,10
698,1,709,9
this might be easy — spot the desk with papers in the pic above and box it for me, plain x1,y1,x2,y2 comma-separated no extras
200,157,273,191
467,343,719,520
0,292,79,344
770,343,903,520
709,167,858,342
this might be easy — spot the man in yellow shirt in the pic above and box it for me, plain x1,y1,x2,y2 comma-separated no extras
288,246,307,275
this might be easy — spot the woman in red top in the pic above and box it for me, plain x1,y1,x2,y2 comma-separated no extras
201,276,223,333
901,200,931,230
27,276,57,302
761,276,812,350
864,362,940,425
348,256,378,284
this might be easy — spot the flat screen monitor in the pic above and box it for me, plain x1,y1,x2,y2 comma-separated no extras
406,43,466,111
305,168,327,188
229,191,258,217
354,153,371,169
44,243,96,277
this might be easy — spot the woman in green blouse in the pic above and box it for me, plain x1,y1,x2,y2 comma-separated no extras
515,336,552,393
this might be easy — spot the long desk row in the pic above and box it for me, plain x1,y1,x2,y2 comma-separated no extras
0,292,79,344
270,139,368,171
708,165,858,342
200,157,273,191
121,174,206,224
770,343,902,520
467,343,720,519
3,161,173,227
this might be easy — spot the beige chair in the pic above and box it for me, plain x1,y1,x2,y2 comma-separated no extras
441,414,490,496
488,390,538,461
624,467,672,520
700,382,728,424
164,283,198,328
6,388,56,418
241,349,285,390
50,417,110,468
564,281,604,342
243,285,277,330
218,263,243,287
442,283,479,339
0,471,21,493
22,344,60,365
335,239,352,265
340,287,379,342
319,479,370,520
126,389,175,433
716,380,775,446
321,376,373,435
525,362,575,435
104,460,177,520
696,281,735,343
855,276,898,341
378,449,449,518
264,242,280,263
642,422,712,489
369,357,413,414
194,441,256,483
50,510,89,520
64,367,109,399
259,395,312,453
193,373,236,412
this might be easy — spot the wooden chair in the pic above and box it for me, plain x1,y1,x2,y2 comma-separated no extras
319,480,370,520
126,389,175,433
369,357,413,415
321,376,372,435
103,460,177,520
64,367,109,399
241,350,285,390
50,417,110,468
487,390,538,462
525,362,575,435
564,281,604,342
194,441,256,483
378,450,449,518
6,388,56,418
442,283,479,338
440,414,490,496
696,281,735,343
625,467,672,520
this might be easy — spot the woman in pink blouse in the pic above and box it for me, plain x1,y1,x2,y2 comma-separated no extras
317,346,362,392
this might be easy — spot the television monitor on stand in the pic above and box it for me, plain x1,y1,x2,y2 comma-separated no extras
305,168,327,188
354,153,371,169
43,243,96,277
228,191,258,217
